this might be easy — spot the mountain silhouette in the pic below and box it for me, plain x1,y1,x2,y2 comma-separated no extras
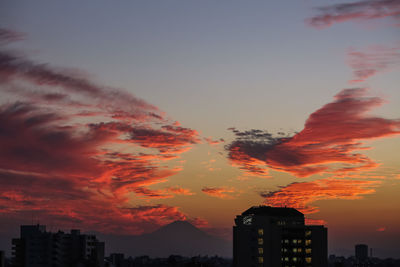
95,221,232,258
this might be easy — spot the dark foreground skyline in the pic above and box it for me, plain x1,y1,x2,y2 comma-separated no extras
1,218,400,267
1,219,398,260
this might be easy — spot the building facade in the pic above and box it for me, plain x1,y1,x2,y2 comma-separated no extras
233,206,327,267
11,225,104,267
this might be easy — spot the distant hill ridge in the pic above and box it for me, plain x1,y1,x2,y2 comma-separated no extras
96,220,232,258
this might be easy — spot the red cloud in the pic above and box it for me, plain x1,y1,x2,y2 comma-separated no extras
201,187,236,199
124,204,187,224
130,125,200,153
0,170,196,234
226,88,400,177
348,45,400,83
133,187,174,199
307,0,400,28
261,178,380,215
0,29,202,234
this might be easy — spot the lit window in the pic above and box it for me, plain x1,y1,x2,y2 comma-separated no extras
306,248,312,254
292,239,297,244
305,240,311,246
297,239,302,244
297,248,302,252
293,257,297,262
292,248,297,253
258,248,263,254
284,248,288,252
258,238,263,245
258,229,264,236
258,257,264,263
305,230,311,236
284,239,289,244
306,257,312,264
285,257,289,262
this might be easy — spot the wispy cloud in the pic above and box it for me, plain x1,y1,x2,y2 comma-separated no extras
0,29,202,234
261,178,380,214
204,137,225,145
129,125,200,154
226,88,400,177
307,0,400,28
132,186,195,199
166,187,195,196
347,45,400,83
201,187,237,199
0,28,25,44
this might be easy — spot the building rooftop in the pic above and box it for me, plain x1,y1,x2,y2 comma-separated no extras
242,206,304,217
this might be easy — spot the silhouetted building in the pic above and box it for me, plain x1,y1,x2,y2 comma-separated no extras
355,244,368,261
0,250,5,267
233,206,327,267
354,244,369,267
107,253,133,267
11,224,104,267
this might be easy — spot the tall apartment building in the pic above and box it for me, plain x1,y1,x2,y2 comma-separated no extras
233,206,327,267
11,224,104,267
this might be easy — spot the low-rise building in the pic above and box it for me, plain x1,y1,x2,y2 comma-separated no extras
11,224,104,267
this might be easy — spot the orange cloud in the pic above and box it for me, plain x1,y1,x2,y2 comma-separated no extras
201,187,237,199
226,88,400,177
261,178,380,214
132,186,195,199
204,137,225,145
166,187,195,196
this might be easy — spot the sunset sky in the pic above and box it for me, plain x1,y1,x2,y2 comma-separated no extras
1,0,400,258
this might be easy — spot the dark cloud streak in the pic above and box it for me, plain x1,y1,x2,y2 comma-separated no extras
307,0,400,28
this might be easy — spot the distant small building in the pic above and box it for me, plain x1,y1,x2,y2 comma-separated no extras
11,224,104,267
233,206,327,267
354,244,369,267
355,244,368,261
107,253,133,267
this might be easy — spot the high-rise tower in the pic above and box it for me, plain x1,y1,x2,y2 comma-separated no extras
233,206,327,267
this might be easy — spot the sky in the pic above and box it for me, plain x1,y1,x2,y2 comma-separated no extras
1,0,400,258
